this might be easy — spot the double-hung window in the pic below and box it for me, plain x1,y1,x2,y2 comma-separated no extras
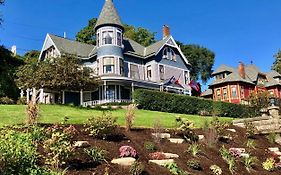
103,57,115,74
102,30,114,45
147,65,152,80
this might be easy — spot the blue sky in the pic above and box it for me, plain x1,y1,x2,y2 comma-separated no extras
0,0,281,89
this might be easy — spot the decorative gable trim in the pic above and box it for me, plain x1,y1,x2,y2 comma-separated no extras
155,36,190,66
39,34,62,61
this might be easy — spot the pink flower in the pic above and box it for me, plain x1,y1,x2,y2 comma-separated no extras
119,146,137,158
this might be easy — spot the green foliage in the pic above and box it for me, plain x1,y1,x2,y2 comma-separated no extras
186,159,202,170
0,129,38,175
28,125,47,142
85,112,117,138
272,49,281,74
129,161,145,175
0,96,14,104
210,165,222,175
242,155,258,172
246,92,269,116
144,141,156,151
16,56,100,91
17,97,27,104
210,117,229,137
134,89,255,118
23,50,40,64
165,162,190,175
175,116,198,142
187,143,201,157
29,166,67,175
245,139,256,149
75,18,156,47
0,46,24,99
262,158,275,171
266,132,277,144
84,147,107,164
43,131,74,169
244,121,257,138
219,146,236,174
26,102,40,126
177,42,215,84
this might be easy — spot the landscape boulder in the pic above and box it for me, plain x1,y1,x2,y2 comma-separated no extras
74,141,90,148
149,159,174,166
111,157,136,166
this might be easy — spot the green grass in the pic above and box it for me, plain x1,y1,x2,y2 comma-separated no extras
0,105,234,128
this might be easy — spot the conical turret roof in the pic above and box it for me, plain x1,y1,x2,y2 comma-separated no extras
95,0,123,30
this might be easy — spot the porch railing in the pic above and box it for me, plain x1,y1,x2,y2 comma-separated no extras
82,99,132,107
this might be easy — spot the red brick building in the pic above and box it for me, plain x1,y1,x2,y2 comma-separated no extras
201,62,281,104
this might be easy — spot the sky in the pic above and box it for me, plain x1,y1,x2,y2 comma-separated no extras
0,0,281,89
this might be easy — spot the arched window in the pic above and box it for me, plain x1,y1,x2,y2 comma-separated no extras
163,47,176,61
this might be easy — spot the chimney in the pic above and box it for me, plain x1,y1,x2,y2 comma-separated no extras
239,61,246,79
163,25,170,39
11,45,17,56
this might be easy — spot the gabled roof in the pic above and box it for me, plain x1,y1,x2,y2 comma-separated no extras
266,70,281,78
144,37,170,56
48,34,95,58
265,71,281,87
212,64,235,75
201,89,213,97
95,0,123,30
123,38,146,57
244,64,260,82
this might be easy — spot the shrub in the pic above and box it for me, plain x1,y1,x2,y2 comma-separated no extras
125,104,137,131
0,96,14,104
175,116,198,142
243,155,258,172
148,152,166,160
266,133,277,144
187,143,201,157
134,89,255,118
85,112,117,139
144,141,156,151
129,161,144,175
245,139,256,149
43,132,74,169
262,158,275,171
63,125,79,138
0,129,38,175
244,121,257,138
17,97,27,105
210,117,229,138
219,146,236,174
119,146,137,158
84,147,107,164
210,165,222,175
186,160,202,170
165,162,189,175
28,125,47,142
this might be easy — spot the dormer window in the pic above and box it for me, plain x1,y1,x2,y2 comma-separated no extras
163,47,176,61
97,27,123,47
102,31,113,45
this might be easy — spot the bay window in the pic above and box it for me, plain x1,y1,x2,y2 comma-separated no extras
103,57,115,74
102,30,114,45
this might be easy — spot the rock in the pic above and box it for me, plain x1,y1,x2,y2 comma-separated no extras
220,135,233,141
74,141,90,148
163,153,179,159
198,135,205,140
111,157,136,166
274,151,281,156
268,147,279,152
152,133,171,139
149,159,174,166
226,129,236,133
169,138,185,144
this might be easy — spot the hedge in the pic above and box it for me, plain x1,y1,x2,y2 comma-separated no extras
133,89,256,118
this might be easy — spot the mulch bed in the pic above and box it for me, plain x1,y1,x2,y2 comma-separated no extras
42,124,281,175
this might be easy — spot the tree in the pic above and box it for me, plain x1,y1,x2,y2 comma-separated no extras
76,18,156,47
0,46,24,99
23,50,40,64
177,42,215,84
16,56,100,92
272,49,281,74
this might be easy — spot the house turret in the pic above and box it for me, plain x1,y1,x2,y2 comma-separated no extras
95,0,124,76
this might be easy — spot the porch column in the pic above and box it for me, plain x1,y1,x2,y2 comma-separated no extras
99,87,101,100
62,91,65,104
26,88,30,103
131,82,135,102
80,89,83,106
114,85,117,100
39,89,44,103
20,89,24,98
119,85,121,100
104,81,107,101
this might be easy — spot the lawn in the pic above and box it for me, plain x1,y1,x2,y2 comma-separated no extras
0,105,234,128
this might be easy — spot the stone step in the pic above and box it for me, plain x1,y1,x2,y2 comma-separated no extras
111,157,136,166
169,138,184,144
149,159,174,166
152,133,171,139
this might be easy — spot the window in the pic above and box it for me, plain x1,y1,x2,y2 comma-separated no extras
147,65,152,80
241,85,245,98
184,71,189,84
103,57,114,74
216,89,221,100
231,85,237,98
223,88,227,100
97,33,100,47
120,58,124,75
117,31,122,46
163,47,176,61
130,64,140,79
102,30,114,45
106,86,115,100
159,65,165,80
